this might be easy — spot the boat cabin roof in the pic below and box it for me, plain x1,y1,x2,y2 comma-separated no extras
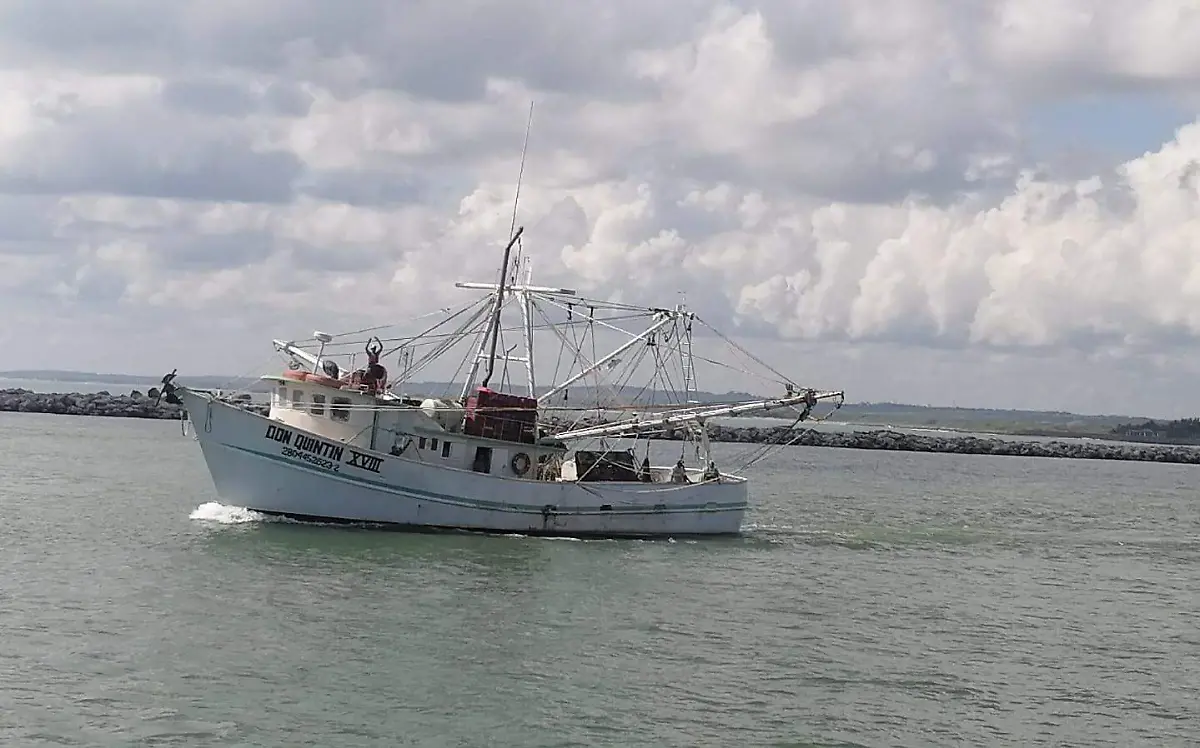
260,373,389,399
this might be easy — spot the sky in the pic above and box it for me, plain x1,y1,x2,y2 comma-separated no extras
1,0,1200,417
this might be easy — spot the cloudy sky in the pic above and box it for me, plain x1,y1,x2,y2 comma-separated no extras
1,1,1199,417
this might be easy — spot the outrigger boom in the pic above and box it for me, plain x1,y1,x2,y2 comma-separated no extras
549,389,844,442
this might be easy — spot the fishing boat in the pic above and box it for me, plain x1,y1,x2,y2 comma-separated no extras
160,226,844,537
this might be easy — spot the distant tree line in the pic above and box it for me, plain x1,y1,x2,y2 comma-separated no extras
1112,417,1200,439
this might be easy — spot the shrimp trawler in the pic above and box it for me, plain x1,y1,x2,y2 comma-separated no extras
162,226,844,537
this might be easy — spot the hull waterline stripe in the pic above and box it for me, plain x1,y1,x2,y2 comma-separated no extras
217,443,748,516
255,510,744,539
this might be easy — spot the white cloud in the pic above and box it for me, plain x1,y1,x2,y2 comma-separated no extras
1,0,1200,415
986,0,1200,92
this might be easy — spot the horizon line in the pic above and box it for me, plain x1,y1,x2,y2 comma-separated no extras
0,368,1152,420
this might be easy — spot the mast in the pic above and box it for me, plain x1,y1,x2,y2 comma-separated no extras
519,257,537,398
680,307,697,403
480,226,524,390
454,279,572,401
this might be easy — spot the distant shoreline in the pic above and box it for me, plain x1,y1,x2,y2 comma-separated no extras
0,369,1143,417
4,386,1200,465
3,369,1188,447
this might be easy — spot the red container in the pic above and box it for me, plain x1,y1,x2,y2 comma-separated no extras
463,387,538,443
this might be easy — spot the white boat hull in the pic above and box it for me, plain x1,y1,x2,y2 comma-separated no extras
181,389,748,537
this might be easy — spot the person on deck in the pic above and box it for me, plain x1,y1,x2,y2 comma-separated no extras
359,337,388,393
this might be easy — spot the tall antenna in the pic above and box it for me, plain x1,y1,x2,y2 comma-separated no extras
508,100,534,275
459,101,538,399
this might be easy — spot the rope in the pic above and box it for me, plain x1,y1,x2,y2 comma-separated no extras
247,283,845,478
318,310,655,351
289,307,464,347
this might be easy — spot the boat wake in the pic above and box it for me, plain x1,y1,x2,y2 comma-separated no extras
189,501,271,525
186,503,690,542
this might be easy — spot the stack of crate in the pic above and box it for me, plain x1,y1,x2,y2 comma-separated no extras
463,387,538,444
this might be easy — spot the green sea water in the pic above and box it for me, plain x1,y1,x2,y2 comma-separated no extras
1,411,1197,747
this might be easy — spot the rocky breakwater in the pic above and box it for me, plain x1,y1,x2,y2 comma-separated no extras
697,424,1200,465
0,388,184,419
546,415,1200,464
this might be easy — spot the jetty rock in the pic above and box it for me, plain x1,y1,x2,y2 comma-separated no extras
4,388,1200,465
0,388,184,419
543,416,1200,464
694,424,1200,465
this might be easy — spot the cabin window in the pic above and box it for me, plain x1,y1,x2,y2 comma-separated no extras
472,447,493,473
441,441,452,458
330,396,351,423
292,389,305,407
310,393,326,416
276,386,287,406
430,438,439,451
418,436,427,450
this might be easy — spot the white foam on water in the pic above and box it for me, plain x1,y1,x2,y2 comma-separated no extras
189,502,269,525
185,507,686,541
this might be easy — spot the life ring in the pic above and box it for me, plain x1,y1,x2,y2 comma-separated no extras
510,452,532,476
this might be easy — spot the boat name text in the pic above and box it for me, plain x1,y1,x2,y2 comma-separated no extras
346,450,384,474
265,424,344,472
265,424,385,474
